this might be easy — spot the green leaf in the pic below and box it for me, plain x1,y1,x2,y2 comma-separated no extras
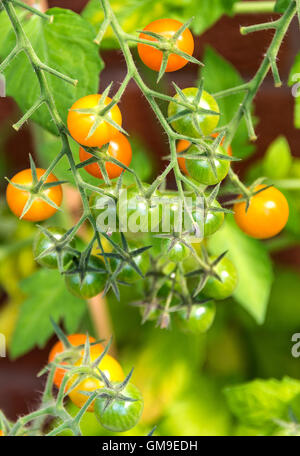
0,7,103,135
10,269,87,358
288,53,300,128
208,215,273,324
201,46,256,159
275,0,292,13
224,377,300,428
82,0,238,49
262,136,292,179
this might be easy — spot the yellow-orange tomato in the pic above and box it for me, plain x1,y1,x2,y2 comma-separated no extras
48,334,99,389
67,94,122,147
176,139,190,174
138,19,194,72
211,133,232,157
6,168,63,222
234,185,289,239
177,135,232,175
0,430,3,436
79,133,132,179
67,349,124,412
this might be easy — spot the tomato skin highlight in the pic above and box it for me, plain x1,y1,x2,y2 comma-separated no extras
234,185,289,239
203,256,238,300
6,168,62,222
33,227,76,269
68,350,124,412
168,87,219,138
67,94,122,147
177,301,216,333
65,255,107,299
186,145,230,185
94,383,144,432
79,133,132,180
138,19,194,72
48,334,98,389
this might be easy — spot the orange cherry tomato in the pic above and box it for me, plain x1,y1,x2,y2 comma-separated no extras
176,139,190,174
211,133,232,157
67,349,124,412
48,334,98,388
0,430,3,436
138,19,194,72
67,94,122,147
79,132,132,179
234,185,289,239
6,168,63,222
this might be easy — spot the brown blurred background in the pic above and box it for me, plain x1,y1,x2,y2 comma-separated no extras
0,0,299,421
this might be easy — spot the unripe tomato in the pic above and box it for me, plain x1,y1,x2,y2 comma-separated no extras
192,199,224,237
33,227,76,269
79,133,132,180
186,145,230,185
203,256,238,300
234,185,289,239
6,168,62,222
168,87,219,137
117,252,150,283
117,185,162,233
138,19,194,72
65,255,107,299
67,94,122,147
48,334,99,388
161,238,190,263
94,383,143,432
177,300,216,333
68,349,124,412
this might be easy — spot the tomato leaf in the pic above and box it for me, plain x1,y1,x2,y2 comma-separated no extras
82,0,238,48
274,0,292,13
224,377,300,428
201,46,256,159
10,269,87,358
262,136,292,179
0,7,103,135
208,215,273,324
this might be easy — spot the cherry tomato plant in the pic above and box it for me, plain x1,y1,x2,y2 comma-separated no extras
0,0,299,438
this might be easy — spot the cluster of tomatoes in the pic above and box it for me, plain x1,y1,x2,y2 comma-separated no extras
47,334,143,433
4,18,290,326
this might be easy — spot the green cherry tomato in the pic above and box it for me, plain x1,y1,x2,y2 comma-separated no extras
203,256,238,300
162,238,191,263
117,184,161,234
65,255,107,299
177,300,216,333
168,87,220,138
186,145,230,185
192,199,224,237
94,383,144,433
117,252,150,283
33,227,76,269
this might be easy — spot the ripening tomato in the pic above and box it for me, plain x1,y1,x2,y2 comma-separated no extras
234,185,289,239
168,87,220,138
6,168,63,222
67,94,122,147
203,256,238,300
48,334,99,389
68,348,124,412
186,145,230,185
94,383,144,432
138,19,194,72
0,430,3,436
79,133,132,180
